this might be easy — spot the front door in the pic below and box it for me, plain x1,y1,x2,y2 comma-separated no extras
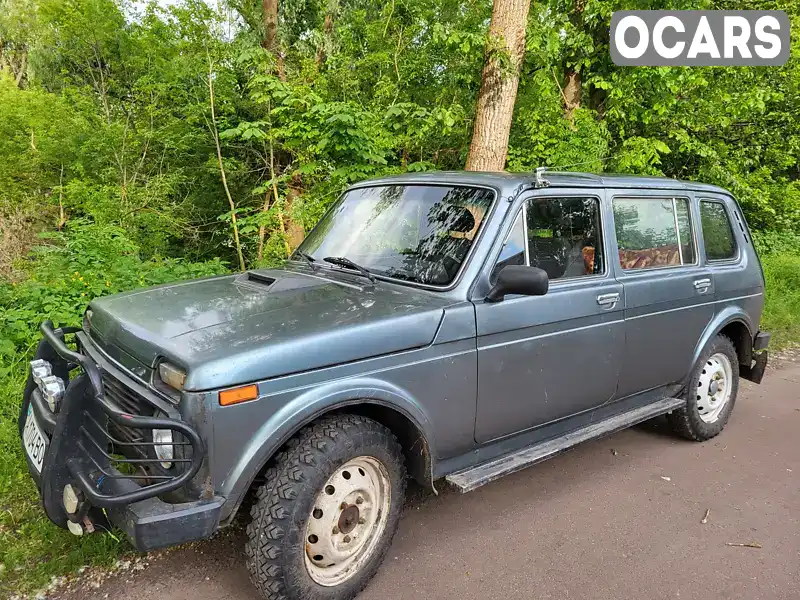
609,192,716,398
474,191,625,444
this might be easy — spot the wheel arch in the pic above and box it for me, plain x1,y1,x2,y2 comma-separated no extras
218,379,436,523
718,320,754,367
690,307,754,377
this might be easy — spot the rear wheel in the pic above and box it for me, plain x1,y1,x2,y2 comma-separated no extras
245,415,406,600
669,334,740,441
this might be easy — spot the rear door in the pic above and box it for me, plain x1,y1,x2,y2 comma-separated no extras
473,189,625,443
610,190,715,398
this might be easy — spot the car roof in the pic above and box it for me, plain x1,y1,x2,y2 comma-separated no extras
354,170,732,196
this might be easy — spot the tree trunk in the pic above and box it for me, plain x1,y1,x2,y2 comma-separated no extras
465,0,532,172
261,0,285,80
315,0,338,66
262,0,278,51
208,56,246,272
562,0,586,121
563,68,581,120
284,172,305,250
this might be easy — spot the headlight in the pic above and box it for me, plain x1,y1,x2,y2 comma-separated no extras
152,428,174,469
40,375,66,412
158,362,186,391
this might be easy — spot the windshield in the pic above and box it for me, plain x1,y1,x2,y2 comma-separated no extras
296,184,495,286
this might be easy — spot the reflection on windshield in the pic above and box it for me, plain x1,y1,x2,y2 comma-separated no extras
297,185,494,285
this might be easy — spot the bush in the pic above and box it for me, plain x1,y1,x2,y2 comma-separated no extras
761,252,800,350
0,220,228,356
750,230,800,350
752,230,800,257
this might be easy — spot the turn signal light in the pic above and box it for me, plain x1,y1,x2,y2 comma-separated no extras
219,384,259,406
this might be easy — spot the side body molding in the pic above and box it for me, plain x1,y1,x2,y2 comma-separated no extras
217,377,437,520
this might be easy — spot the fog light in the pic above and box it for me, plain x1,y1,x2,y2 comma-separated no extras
152,428,174,469
63,484,81,514
67,520,84,536
30,359,52,385
39,375,66,412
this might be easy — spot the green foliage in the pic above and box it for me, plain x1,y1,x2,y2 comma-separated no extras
761,252,800,350
0,222,227,353
0,222,226,595
752,230,800,257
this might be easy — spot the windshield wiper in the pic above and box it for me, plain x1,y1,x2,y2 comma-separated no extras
323,256,377,284
292,250,318,271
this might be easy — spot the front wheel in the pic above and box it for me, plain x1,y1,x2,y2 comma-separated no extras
668,334,740,441
245,415,406,600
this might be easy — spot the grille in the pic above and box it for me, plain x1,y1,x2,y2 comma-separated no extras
102,372,155,451
76,369,194,490
102,372,154,418
41,322,203,504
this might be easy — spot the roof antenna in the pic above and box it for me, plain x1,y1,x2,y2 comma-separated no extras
534,166,550,188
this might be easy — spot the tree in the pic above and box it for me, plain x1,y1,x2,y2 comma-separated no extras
315,0,338,66
262,0,278,50
465,0,532,172
261,0,285,80
0,0,37,87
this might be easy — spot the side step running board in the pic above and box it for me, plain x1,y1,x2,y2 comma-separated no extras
446,397,685,493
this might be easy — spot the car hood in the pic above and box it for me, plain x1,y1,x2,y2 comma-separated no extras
87,268,450,391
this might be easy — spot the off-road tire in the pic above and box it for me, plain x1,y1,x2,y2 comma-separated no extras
668,334,740,441
245,415,407,600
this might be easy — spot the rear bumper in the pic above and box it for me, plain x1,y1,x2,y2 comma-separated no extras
741,330,770,385
19,321,223,551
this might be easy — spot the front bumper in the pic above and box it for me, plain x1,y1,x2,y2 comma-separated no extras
19,321,223,551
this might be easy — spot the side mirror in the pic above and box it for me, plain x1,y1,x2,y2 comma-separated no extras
485,265,549,303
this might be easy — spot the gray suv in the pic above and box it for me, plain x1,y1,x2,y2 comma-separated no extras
20,170,770,600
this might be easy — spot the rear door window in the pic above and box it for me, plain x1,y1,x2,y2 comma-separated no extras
700,200,738,261
613,197,696,270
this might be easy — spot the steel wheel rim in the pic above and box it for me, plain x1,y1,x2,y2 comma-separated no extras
304,456,391,587
696,352,733,423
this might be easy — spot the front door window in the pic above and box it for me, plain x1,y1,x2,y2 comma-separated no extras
491,210,526,282
526,196,605,280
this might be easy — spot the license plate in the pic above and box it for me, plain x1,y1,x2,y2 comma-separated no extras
23,404,48,473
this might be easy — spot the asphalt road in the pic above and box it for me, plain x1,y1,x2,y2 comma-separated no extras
60,361,800,600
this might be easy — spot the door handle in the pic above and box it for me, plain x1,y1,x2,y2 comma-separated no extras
597,293,620,307
694,278,712,293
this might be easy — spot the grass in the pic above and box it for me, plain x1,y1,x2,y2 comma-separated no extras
0,366,131,597
0,251,798,597
760,252,800,350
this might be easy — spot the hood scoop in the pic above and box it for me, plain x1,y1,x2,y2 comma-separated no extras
235,269,328,294
245,271,276,287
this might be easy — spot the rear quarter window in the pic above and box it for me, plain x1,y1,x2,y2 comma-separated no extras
700,201,738,261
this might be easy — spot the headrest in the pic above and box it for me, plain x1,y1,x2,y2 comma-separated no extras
436,205,476,233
